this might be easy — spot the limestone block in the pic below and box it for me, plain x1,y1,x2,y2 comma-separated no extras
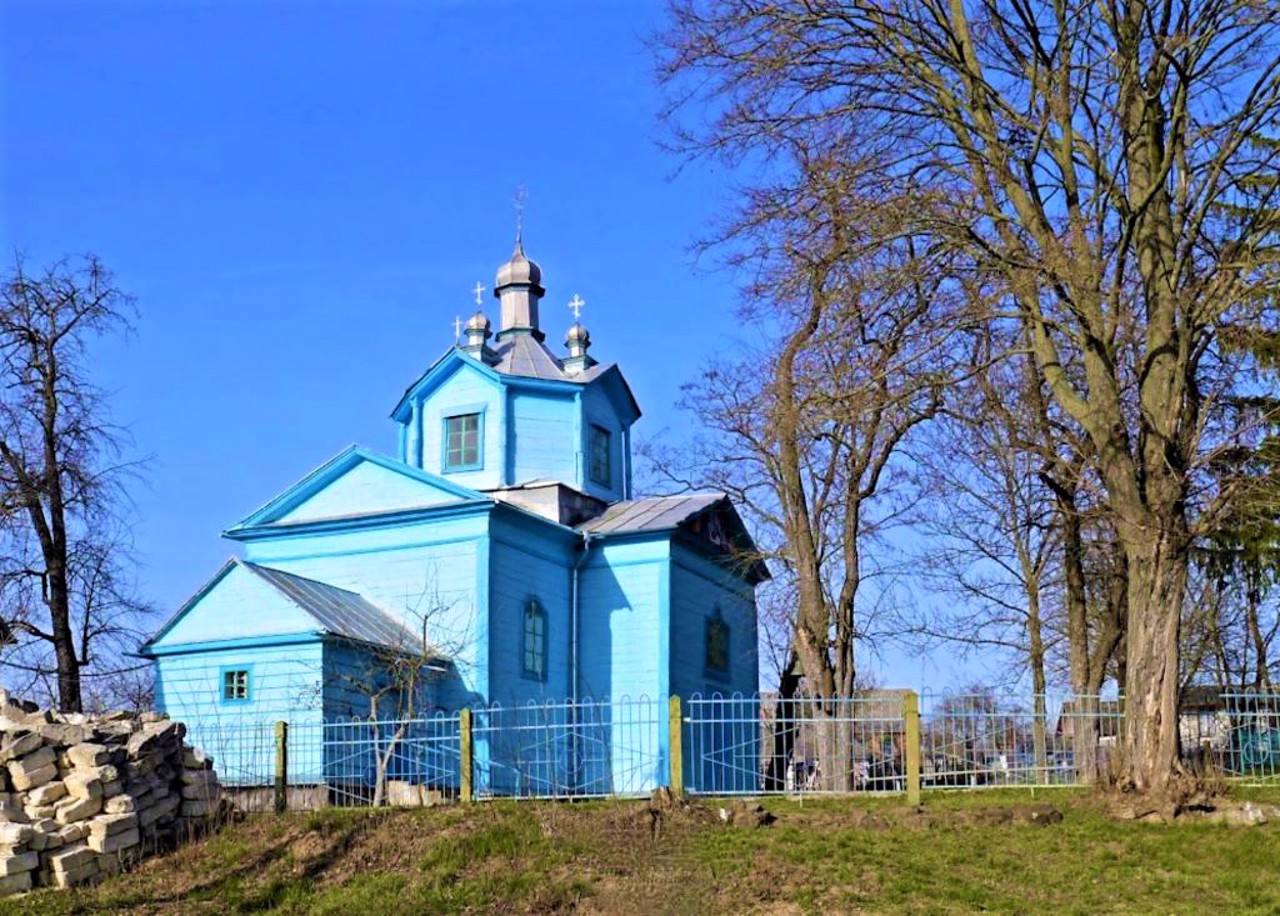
64,743,111,769
46,859,98,889
22,804,57,821
126,721,180,758
0,824,34,847
0,851,38,877
62,770,104,801
0,803,29,824
87,827,138,854
181,782,219,801
45,842,94,874
89,812,138,838
26,781,67,807
182,746,213,770
100,780,122,799
54,795,102,825
38,723,89,747
103,794,137,815
0,871,32,895
55,823,87,845
0,733,40,765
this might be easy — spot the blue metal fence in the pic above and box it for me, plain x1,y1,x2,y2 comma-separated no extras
180,689,1280,809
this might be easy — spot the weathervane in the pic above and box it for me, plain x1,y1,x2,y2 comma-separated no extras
568,293,586,321
472,281,485,306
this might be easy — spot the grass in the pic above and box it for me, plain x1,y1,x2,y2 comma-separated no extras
2,788,1279,914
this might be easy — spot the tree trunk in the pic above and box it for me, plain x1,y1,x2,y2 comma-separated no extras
764,652,801,791
1118,525,1189,798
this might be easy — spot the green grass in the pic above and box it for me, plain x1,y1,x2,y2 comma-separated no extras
3,788,1279,914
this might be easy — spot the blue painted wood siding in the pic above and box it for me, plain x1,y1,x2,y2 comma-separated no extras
402,365,504,488
275,459,462,524
154,641,324,786
668,541,761,793
243,513,490,703
150,563,320,650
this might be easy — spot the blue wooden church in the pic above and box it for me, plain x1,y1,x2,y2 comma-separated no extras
142,240,766,795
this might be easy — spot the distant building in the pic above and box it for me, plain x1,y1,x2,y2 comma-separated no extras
141,239,767,795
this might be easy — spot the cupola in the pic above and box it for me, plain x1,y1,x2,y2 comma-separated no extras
462,309,498,365
493,237,545,343
564,321,596,376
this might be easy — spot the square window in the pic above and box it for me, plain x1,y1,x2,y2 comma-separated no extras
706,617,729,675
523,600,546,680
222,669,250,702
444,413,482,471
589,425,611,487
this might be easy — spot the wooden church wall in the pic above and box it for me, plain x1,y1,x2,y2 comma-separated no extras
485,512,576,707
667,544,760,702
242,513,490,701
414,365,504,488
580,382,628,503
155,640,325,784
507,389,577,490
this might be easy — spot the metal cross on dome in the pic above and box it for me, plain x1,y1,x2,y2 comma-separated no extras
453,316,463,344
472,282,485,306
568,293,586,321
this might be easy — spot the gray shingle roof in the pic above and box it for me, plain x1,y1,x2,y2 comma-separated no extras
242,562,424,652
577,493,727,535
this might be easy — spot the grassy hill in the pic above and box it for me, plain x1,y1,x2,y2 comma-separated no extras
3,788,1278,914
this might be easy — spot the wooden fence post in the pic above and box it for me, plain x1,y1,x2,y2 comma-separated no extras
903,691,921,806
274,720,289,814
668,695,684,797
459,708,473,804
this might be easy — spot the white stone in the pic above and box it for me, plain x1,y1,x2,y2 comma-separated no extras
26,781,67,806
87,827,139,854
54,795,102,825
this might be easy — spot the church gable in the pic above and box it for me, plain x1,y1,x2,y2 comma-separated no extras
228,446,484,532
147,561,321,651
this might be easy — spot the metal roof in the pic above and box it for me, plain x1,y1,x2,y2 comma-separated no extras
491,334,610,384
577,493,727,535
242,562,424,652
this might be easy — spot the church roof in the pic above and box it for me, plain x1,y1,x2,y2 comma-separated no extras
578,493,728,535
143,558,425,656
490,333,611,383
240,562,425,652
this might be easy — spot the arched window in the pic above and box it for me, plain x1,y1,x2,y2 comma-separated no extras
523,599,546,680
705,611,729,676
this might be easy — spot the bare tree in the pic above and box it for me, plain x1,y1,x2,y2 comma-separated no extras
0,254,149,712
646,158,955,788
660,0,1280,805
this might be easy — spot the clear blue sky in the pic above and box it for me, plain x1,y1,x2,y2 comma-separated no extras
1,0,968,690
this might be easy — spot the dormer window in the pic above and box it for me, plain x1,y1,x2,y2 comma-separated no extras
444,412,483,471
590,424,611,487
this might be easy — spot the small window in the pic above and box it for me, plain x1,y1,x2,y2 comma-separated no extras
222,669,251,702
523,599,546,680
706,615,729,675
589,425,611,487
444,413,482,471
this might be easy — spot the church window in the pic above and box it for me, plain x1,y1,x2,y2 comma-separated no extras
589,424,611,487
523,599,546,680
705,613,729,676
444,412,482,471
221,668,251,703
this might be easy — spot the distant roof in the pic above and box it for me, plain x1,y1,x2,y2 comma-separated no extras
242,562,424,652
490,333,610,384
577,493,727,535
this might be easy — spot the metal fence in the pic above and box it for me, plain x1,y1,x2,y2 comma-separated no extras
181,689,1280,810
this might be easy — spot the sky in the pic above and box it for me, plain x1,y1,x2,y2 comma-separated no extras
0,0,970,691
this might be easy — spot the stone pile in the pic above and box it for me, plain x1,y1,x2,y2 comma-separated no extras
0,691,223,897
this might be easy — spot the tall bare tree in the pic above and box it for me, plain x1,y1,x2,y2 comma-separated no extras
0,254,147,712
646,155,954,787
661,0,1280,804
